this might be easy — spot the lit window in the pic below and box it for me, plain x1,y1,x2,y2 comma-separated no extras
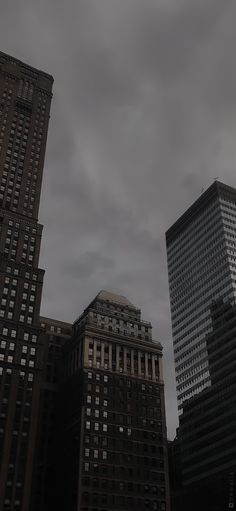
103,424,107,432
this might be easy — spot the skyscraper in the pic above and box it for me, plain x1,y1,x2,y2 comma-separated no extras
55,290,170,511
166,181,236,412
166,181,236,510
0,51,53,510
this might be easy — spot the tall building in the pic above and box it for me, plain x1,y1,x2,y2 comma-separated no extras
0,51,53,510
166,181,236,510
166,181,236,412
54,290,170,511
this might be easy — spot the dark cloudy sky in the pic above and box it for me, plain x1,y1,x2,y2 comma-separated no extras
2,0,236,438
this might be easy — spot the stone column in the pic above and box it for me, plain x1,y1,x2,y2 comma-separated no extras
152,354,156,380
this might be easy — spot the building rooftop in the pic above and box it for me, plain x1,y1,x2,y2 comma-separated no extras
166,180,236,244
96,290,136,308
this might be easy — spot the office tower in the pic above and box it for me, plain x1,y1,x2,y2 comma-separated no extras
166,181,236,412
166,181,236,510
0,51,53,510
55,290,170,511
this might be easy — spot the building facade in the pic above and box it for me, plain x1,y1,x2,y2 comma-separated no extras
166,181,236,412
55,290,170,511
0,51,53,510
166,181,236,509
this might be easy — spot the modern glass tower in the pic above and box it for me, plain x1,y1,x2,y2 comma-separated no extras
0,51,53,510
166,181,236,411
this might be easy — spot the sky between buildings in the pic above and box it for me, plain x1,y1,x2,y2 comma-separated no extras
1,0,236,438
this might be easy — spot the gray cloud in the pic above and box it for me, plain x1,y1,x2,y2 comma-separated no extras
2,0,236,437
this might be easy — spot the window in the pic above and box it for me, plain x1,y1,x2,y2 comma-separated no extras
94,423,99,431
87,396,91,404
94,450,98,459
85,448,90,457
102,451,107,460
103,424,107,432
85,421,90,430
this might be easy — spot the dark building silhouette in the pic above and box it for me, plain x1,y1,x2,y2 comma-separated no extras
0,51,53,510
31,317,72,511
54,290,170,511
166,181,236,510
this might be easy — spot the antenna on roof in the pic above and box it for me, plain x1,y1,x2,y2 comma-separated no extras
214,177,219,181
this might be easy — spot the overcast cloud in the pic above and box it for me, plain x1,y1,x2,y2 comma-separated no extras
1,0,236,438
